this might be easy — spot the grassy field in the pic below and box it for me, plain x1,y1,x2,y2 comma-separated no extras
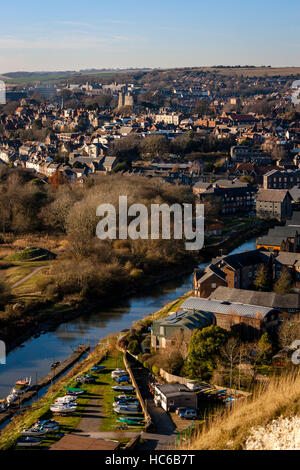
0,340,113,450
99,354,145,433
0,338,147,450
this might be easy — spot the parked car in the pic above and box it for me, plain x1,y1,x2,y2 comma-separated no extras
175,407,187,415
178,409,197,420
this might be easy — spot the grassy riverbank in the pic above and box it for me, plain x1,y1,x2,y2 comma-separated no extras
0,289,192,450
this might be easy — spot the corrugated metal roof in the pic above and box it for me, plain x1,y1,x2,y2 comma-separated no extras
180,297,274,319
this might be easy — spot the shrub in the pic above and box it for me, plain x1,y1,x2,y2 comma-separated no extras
152,365,159,375
130,268,144,279
127,339,140,356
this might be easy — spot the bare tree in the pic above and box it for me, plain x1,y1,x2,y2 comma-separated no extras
220,337,241,389
278,318,300,349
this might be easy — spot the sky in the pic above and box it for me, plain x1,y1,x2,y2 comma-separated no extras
0,0,300,73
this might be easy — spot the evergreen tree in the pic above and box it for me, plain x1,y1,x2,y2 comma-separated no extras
184,325,229,381
254,264,272,292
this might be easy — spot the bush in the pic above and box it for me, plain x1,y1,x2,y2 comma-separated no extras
130,268,144,279
127,339,140,356
152,365,159,375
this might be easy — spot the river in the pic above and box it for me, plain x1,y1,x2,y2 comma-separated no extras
0,238,256,399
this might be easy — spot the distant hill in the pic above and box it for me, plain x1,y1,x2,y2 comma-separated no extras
2,66,300,86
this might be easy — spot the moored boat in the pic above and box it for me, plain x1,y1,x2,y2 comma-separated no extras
21,427,51,437
117,416,144,424
65,387,86,395
113,405,140,415
6,392,19,405
11,377,32,395
112,385,134,392
0,399,7,412
16,437,41,447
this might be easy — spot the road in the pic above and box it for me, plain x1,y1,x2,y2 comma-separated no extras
128,357,178,450
11,266,47,289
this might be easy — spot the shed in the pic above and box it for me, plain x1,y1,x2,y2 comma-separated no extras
154,383,197,412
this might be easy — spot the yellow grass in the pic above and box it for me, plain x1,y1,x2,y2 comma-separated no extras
179,371,300,450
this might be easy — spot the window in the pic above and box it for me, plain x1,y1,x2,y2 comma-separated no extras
211,283,217,289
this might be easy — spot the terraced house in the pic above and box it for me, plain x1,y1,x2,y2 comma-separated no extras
193,250,273,298
256,189,292,221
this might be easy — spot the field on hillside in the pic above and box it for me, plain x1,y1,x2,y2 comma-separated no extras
179,372,300,451
3,66,300,85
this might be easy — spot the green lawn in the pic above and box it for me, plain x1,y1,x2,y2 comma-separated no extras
99,354,145,432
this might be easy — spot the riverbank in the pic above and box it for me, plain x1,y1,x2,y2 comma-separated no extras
2,220,272,354
0,287,192,449
0,345,90,427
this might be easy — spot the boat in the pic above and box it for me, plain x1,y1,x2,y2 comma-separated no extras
112,385,134,392
0,399,7,412
65,387,86,395
113,405,141,415
111,369,127,378
90,366,106,371
11,377,32,395
51,361,61,369
115,399,139,406
115,395,137,400
113,403,139,412
16,437,41,447
33,419,59,429
116,417,144,425
55,396,77,404
116,376,130,384
50,402,77,414
21,427,51,437
6,392,19,405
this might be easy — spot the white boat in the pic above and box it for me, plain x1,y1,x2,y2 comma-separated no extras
55,396,77,404
21,427,51,437
111,369,127,378
16,437,41,447
112,385,134,392
113,403,139,411
11,377,32,395
6,392,19,405
50,402,77,414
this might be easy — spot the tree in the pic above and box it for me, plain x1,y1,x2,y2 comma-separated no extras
246,333,273,386
48,170,68,189
274,267,293,294
278,318,300,349
240,175,255,185
185,325,229,381
140,135,169,157
194,99,210,115
220,337,241,389
254,264,272,292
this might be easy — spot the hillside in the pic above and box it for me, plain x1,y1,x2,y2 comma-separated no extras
179,372,300,450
